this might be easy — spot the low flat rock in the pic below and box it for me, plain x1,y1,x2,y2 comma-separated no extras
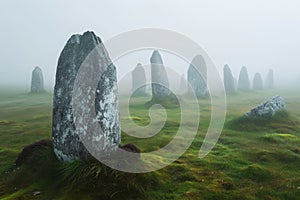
245,96,286,117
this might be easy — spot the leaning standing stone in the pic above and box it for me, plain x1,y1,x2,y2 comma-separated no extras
52,31,120,161
187,55,207,97
253,73,263,90
31,66,45,93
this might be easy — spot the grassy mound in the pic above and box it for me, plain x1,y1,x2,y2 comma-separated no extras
0,140,155,200
227,111,300,133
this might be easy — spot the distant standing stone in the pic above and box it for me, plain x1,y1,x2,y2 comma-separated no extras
223,64,236,94
188,55,207,97
238,66,251,91
31,66,45,93
150,50,170,99
245,96,286,117
234,77,238,91
179,74,187,92
132,63,146,96
253,73,263,90
265,69,274,89
52,31,120,161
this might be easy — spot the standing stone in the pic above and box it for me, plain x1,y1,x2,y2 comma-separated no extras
253,73,263,90
31,66,45,93
187,55,207,97
223,64,236,94
179,74,187,92
238,66,251,91
52,31,120,161
132,63,146,96
234,77,238,91
150,50,170,99
265,69,274,89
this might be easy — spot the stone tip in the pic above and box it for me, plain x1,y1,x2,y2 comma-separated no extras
68,34,81,44
191,55,205,66
224,64,231,71
67,31,102,45
33,66,42,71
150,50,163,64
254,72,261,77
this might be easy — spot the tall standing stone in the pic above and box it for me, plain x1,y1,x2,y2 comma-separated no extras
223,64,235,94
187,55,207,97
31,66,45,93
265,69,274,89
253,73,263,90
52,31,120,161
150,50,170,99
132,63,146,96
238,66,251,91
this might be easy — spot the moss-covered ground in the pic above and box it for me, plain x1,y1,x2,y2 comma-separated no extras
0,89,300,199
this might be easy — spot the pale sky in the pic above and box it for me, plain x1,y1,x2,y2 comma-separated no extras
1,0,300,89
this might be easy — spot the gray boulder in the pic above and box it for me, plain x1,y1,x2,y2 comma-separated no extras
265,69,274,89
253,73,263,90
150,50,170,99
223,64,235,94
132,63,146,95
31,66,45,93
238,66,251,91
245,96,286,117
52,31,120,161
187,55,207,97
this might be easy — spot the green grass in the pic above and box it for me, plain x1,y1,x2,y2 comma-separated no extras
1,89,300,199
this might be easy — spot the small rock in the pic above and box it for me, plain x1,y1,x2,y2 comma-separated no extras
33,191,41,196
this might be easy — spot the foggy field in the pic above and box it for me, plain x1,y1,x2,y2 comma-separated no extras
0,89,300,199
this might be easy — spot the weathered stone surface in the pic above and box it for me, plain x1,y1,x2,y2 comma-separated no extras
52,31,120,161
223,64,235,94
265,69,274,89
188,55,207,97
245,96,286,117
253,73,263,90
31,66,45,93
132,63,146,95
238,66,251,91
150,50,170,99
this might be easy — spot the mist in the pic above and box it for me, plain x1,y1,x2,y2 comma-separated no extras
1,0,300,90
